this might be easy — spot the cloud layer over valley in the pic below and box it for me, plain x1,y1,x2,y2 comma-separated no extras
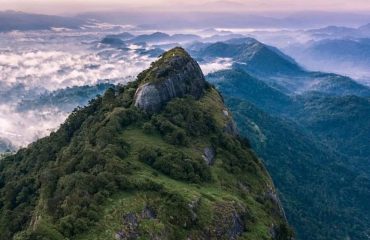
0,30,156,148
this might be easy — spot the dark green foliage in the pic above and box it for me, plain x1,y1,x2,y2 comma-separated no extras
159,192,197,228
150,115,189,146
0,86,138,239
149,96,217,146
274,223,295,240
118,81,140,108
294,93,370,161
139,146,211,183
0,96,105,239
225,97,370,240
142,122,156,134
210,68,370,240
207,69,294,114
161,97,216,136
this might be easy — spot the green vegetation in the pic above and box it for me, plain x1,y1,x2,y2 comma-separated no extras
0,49,292,240
209,68,370,240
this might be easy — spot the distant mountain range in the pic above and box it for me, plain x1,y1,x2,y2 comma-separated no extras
307,23,370,38
189,38,370,95
297,38,370,69
284,26,370,85
99,31,248,49
78,11,370,29
190,38,302,75
2,10,370,32
0,11,86,31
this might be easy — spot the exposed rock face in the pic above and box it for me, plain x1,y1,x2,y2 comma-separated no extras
116,208,158,240
134,47,207,113
210,202,246,240
224,119,239,136
227,212,245,240
265,187,287,220
202,146,216,165
141,206,156,219
187,198,201,223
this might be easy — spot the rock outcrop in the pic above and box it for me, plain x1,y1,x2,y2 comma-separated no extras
134,47,207,113
202,146,216,165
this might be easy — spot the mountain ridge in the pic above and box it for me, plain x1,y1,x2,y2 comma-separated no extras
191,38,370,95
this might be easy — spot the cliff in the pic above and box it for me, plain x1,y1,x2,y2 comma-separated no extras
134,47,207,113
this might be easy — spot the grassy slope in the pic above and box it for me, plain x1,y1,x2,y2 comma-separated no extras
75,89,279,240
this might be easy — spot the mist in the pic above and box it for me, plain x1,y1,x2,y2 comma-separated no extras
0,29,157,148
1,9,370,149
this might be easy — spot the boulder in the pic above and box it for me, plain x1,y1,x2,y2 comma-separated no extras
141,206,156,219
134,47,207,114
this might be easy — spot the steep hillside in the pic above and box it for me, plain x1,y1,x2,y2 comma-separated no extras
207,69,294,114
0,48,292,240
208,68,370,240
222,98,370,240
293,93,370,164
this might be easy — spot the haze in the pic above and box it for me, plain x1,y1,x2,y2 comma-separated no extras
2,0,370,15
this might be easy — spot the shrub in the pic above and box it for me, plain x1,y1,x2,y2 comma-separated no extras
142,122,155,134
138,147,211,183
166,128,188,146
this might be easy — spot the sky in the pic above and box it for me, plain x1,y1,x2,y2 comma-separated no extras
1,0,370,15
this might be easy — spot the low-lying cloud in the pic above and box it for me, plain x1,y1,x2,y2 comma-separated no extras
0,104,68,147
0,48,154,91
0,30,157,149
199,58,233,75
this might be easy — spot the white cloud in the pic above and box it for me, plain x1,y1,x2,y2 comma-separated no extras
0,48,154,91
0,30,157,149
0,104,68,148
199,58,233,75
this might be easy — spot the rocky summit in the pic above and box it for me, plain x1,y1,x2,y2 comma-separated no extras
134,47,207,113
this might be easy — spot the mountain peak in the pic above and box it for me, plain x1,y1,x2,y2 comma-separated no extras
0,46,293,239
134,47,207,113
